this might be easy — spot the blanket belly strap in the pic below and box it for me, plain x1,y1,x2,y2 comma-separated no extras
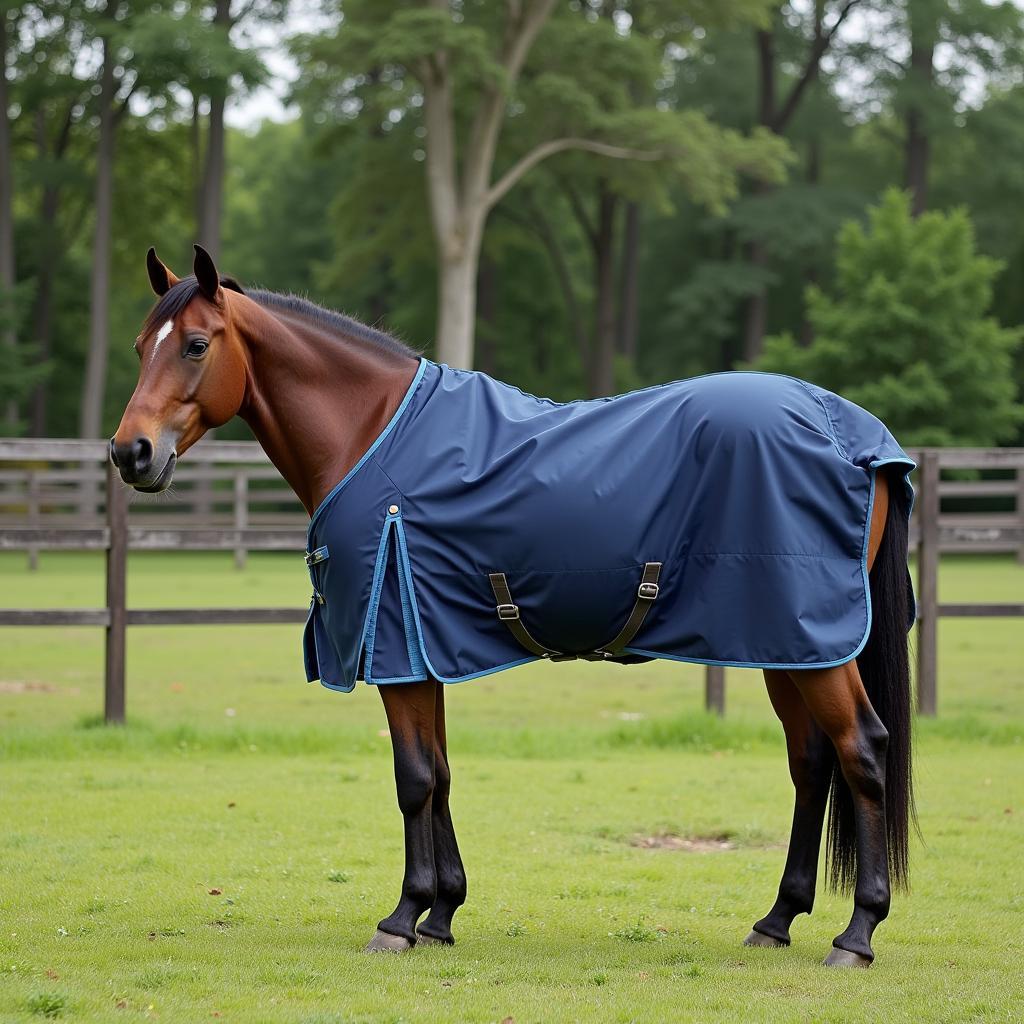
488,562,662,662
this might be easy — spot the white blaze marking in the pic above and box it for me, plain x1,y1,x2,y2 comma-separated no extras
154,318,174,349
147,318,174,369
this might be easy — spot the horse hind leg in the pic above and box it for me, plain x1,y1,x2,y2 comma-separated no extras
790,661,891,967
745,669,832,949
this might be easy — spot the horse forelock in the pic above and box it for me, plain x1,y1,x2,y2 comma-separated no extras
140,274,246,341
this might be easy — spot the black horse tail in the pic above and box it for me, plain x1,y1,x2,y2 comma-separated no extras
826,468,915,892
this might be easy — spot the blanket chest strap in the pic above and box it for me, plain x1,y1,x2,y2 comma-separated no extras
487,562,662,661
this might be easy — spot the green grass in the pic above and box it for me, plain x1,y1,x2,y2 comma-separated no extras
0,552,1022,1022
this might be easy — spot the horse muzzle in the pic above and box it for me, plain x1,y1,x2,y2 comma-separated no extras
109,435,177,492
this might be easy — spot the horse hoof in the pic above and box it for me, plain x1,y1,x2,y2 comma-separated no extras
415,931,454,947
743,929,788,948
824,947,872,968
364,929,413,953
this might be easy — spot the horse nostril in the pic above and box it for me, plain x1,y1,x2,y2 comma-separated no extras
109,437,120,467
131,436,154,474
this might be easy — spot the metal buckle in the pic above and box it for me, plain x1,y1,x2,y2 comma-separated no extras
496,603,520,621
305,546,328,567
638,581,659,600
313,590,325,606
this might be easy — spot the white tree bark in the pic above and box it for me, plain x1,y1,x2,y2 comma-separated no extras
422,0,557,368
419,0,668,369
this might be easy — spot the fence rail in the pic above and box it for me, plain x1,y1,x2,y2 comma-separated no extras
1,438,1021,721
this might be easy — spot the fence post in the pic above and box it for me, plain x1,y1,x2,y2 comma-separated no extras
916,450,939,717
105,459,128,724
233,470,248,570
26,470,39,571
705,665,725,716
1017,465,1024,566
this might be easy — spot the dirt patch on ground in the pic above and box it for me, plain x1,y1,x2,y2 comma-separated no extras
0,681,58,694
631,833,736,852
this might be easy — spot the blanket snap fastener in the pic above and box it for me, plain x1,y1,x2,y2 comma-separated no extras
388,504,399,515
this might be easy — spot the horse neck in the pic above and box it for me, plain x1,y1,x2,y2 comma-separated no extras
231,297,418,516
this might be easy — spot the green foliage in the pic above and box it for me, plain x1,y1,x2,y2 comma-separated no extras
6,0,1024,435
757,189,1023,445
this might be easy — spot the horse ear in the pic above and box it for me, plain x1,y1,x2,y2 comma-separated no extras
146,247,179,296
193,244,222,303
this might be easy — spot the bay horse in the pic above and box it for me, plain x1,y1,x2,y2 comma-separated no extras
112,245,915,967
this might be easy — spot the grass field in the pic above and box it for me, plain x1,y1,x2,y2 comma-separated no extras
1,552,1022,1023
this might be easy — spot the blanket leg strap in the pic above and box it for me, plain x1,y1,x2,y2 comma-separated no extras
592,561,662,658
488,562,662,661
488,572,565,659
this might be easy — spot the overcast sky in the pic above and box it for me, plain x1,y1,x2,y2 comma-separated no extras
225,0,1024,130
225,0,331,130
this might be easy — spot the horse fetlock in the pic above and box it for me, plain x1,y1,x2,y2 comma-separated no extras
777,879,816,917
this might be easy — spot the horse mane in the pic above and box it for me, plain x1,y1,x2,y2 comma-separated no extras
142,276,416,359
246,288,417,358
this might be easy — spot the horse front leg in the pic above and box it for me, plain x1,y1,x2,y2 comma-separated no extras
745,669,831,948
366,679,439,952
416,683,468,945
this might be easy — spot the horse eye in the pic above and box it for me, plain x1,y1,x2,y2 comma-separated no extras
186,339,209,359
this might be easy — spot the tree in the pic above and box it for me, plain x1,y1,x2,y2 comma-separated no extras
0,0,18,426
853,0,1024,217
755,189,1022,445
193,0,276,261
16,0,89,434
301,0,786,372
741,0,864,362
79,0,213,438
508,2,788,395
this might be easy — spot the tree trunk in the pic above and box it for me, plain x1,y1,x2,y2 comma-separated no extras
904,34,934,217
523,197,589,371
191,92,203,232
80,31,117,439
799,137,822,347
0,9,18,428
29,103,74,436
29,181,61,435
198,0,231,260
741,27,777,367
436,232,481,369
475,250,497,376
590,185,619,397
741,245,769,364
618,200,641,363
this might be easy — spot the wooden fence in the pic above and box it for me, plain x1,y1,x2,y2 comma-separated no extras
1,438,1022,722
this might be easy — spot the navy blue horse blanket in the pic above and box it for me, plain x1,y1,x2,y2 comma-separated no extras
302,359,914,692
